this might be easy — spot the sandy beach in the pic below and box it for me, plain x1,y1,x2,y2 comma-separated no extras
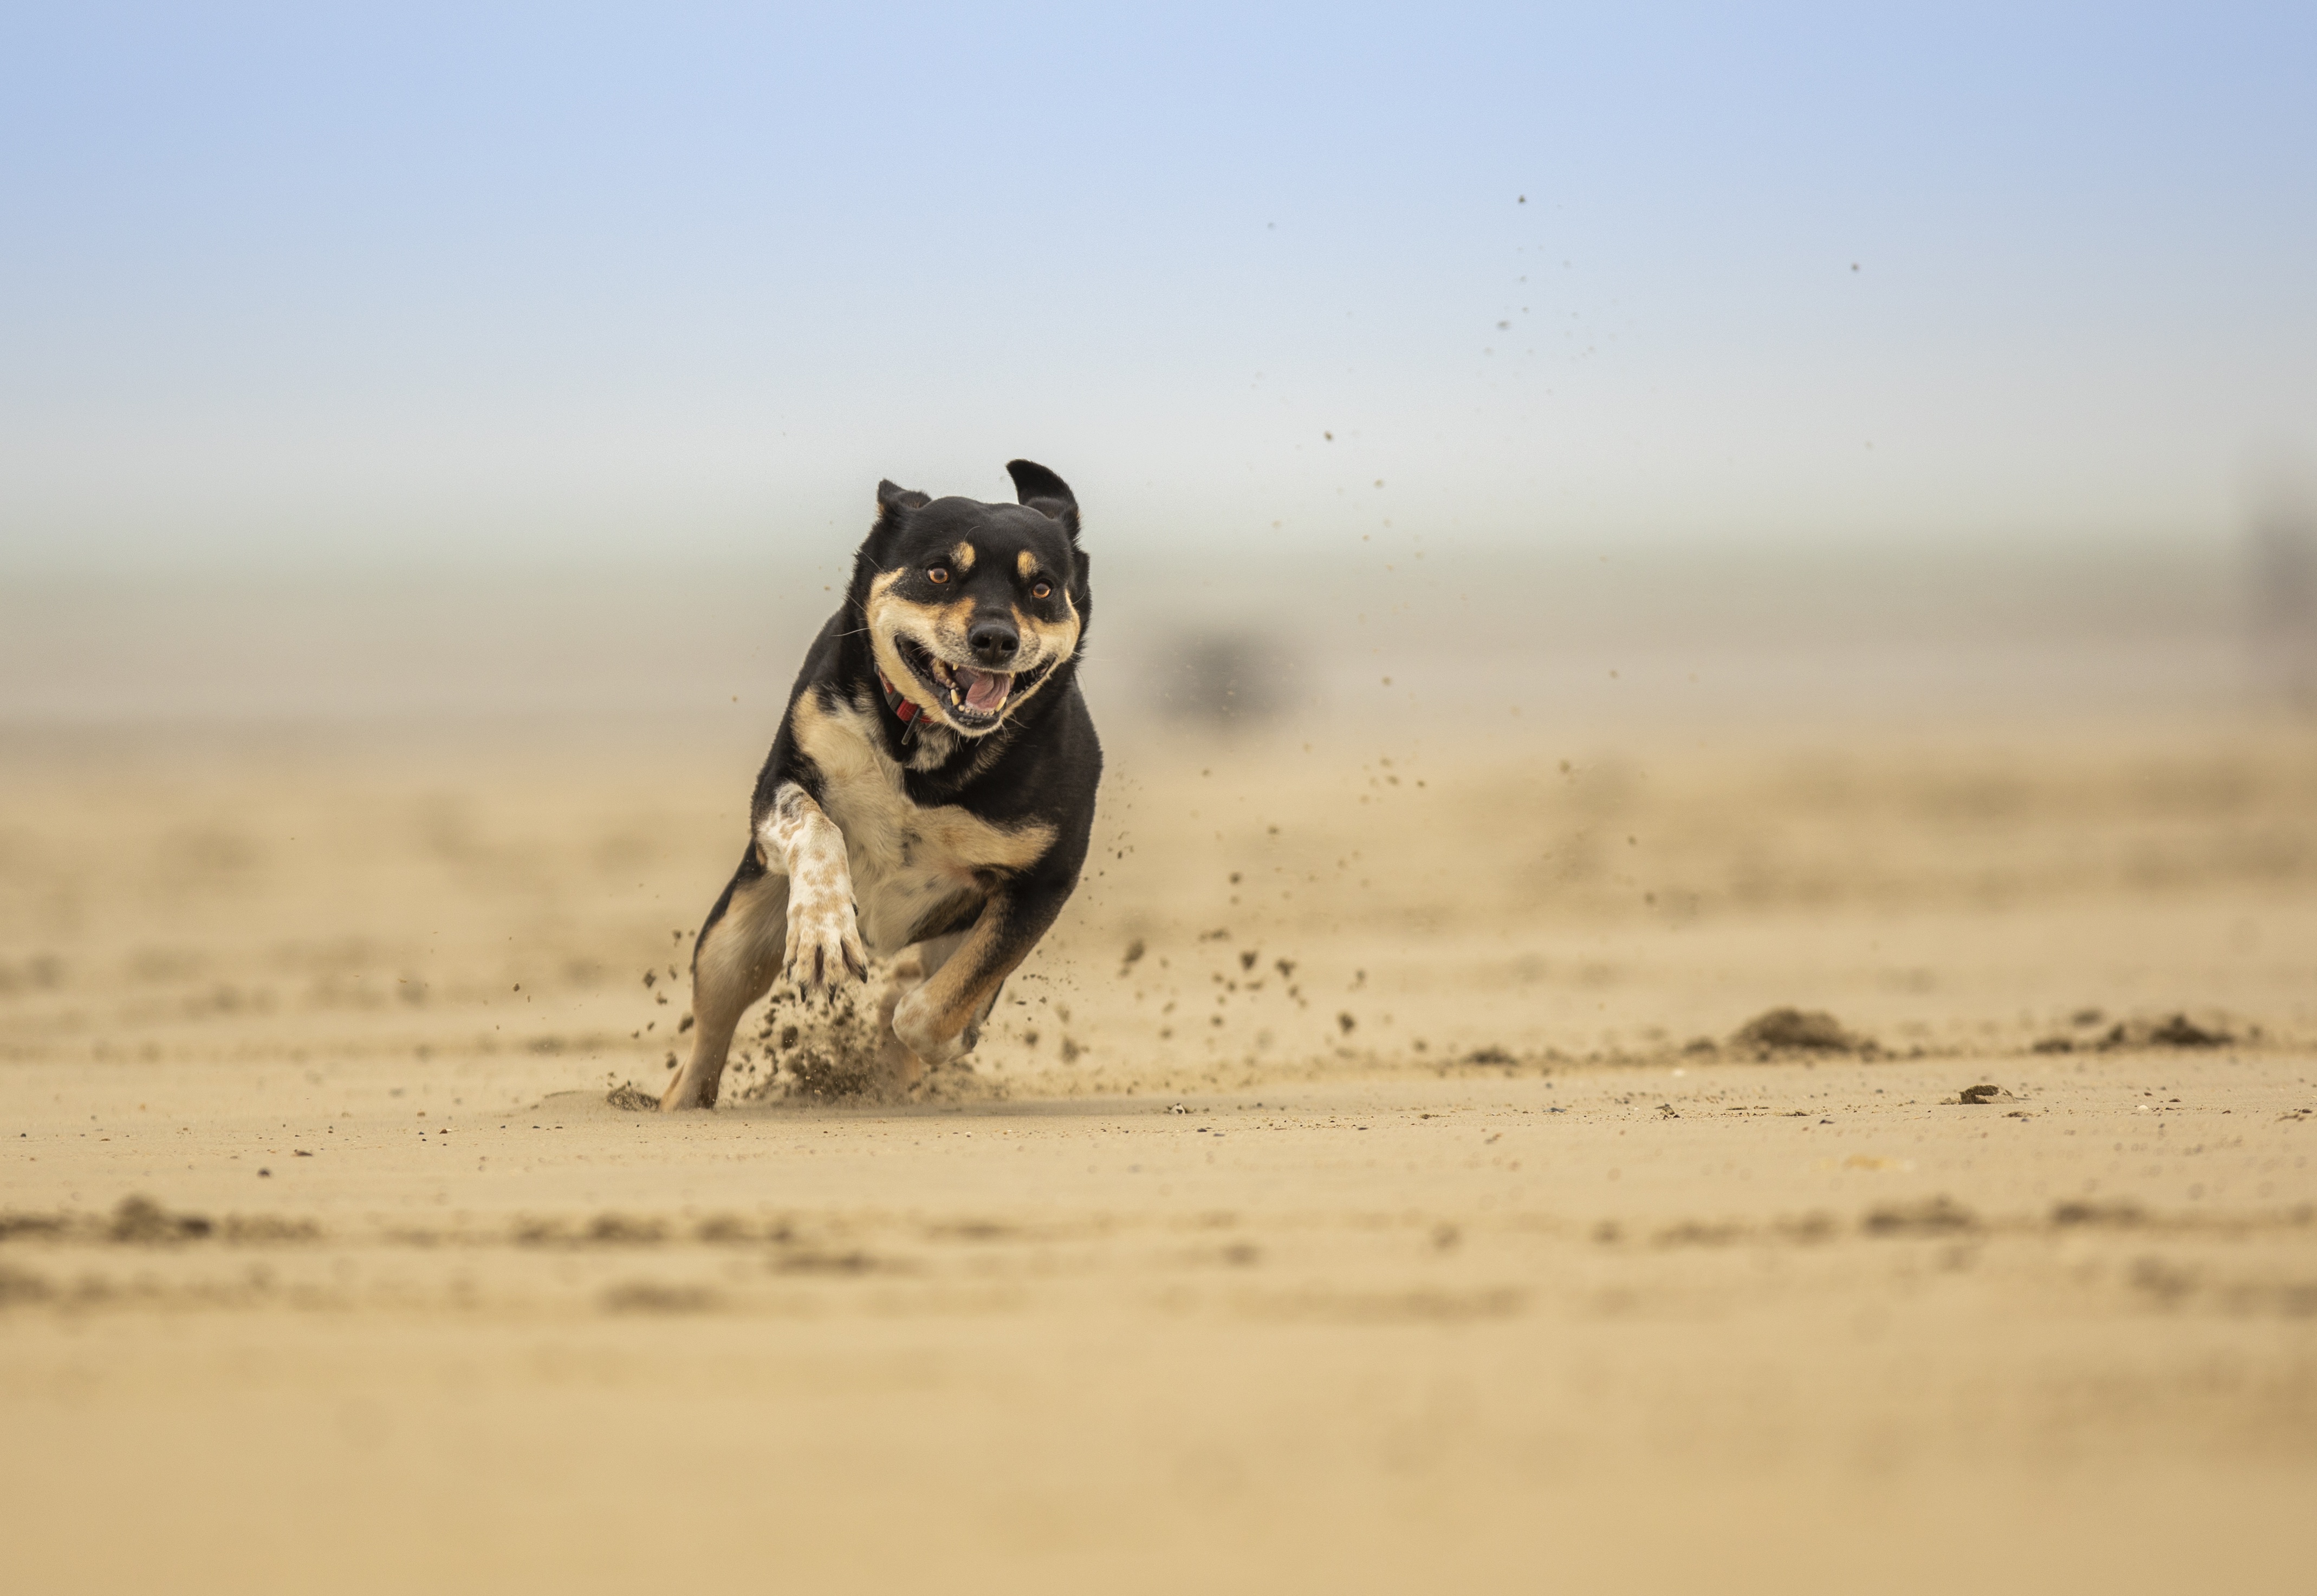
10,5,2316,1586
3,706,2312,1592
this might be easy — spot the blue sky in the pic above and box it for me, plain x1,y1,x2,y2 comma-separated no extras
3,3,2313,570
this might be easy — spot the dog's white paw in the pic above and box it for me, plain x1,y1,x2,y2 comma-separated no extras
784,889,867,997
892,986,972,1067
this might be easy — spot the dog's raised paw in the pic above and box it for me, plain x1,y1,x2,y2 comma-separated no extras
784,891,868,997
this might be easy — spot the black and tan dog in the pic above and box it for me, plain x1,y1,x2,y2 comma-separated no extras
660,460,1100,1110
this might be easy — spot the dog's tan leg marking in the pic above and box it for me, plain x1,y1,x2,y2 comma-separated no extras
864,931,969,1089
763,781,868,999
662,869,787,1112
891,911,1024,1067
908,931,970,985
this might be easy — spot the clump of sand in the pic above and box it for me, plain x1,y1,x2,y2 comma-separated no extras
1731,1007,1876,1056
2100,1012,2235,1050
2029,1011,2242,1055
109,1195,213,1244
1862,1195,1978,1235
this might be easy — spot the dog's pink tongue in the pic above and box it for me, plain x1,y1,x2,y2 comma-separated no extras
960,668,1009,711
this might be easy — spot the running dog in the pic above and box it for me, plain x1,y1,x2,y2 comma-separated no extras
660,460,1101,1110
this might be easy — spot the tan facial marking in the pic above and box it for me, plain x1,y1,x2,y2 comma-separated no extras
949,542,976,571
1016,549,1037,579
1016,598,1081,686
865,565,1074,734
866,570,975,722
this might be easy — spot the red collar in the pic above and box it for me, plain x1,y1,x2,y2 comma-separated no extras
877,673,923,736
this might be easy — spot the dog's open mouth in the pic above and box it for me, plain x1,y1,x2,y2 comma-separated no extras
899,638,1050,727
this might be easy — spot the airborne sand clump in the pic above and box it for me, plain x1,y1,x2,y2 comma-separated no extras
743,981,896,1102
729,969,988,1105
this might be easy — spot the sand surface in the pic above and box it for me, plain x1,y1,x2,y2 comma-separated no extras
3,712,2314,1592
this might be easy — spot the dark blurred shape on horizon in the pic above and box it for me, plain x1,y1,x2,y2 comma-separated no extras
3,9,2313,747
1158,632,1293,730
0,535,2271,743
2249,479,2317,707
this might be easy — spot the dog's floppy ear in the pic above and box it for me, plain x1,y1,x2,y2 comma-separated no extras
1005,459,1079,539
875,479,931,522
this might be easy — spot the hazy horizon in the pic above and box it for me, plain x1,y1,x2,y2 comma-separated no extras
5,5,2315,575
0,535,2282,733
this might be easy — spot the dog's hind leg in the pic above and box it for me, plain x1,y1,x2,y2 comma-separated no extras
661,851,787,1111
872,932,970,1088
892,883,1067,1069
901,931,970,986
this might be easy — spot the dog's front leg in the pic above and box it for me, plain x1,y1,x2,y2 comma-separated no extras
762,781,868,998
891,881,1068,1067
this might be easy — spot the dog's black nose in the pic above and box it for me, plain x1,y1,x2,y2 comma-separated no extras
968,621,1020,665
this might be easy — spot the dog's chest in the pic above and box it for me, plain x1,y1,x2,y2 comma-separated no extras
790,693,1053,955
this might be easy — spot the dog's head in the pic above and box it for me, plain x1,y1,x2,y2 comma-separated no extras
856,460,1089,737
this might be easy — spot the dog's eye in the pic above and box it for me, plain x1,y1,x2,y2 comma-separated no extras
927,566,950,585
1031,581,1052,600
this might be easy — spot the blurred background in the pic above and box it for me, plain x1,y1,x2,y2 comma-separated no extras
7,17,2317,1591
4,2,2314,732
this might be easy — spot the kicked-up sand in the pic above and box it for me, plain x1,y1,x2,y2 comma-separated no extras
2,708,2313,1593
